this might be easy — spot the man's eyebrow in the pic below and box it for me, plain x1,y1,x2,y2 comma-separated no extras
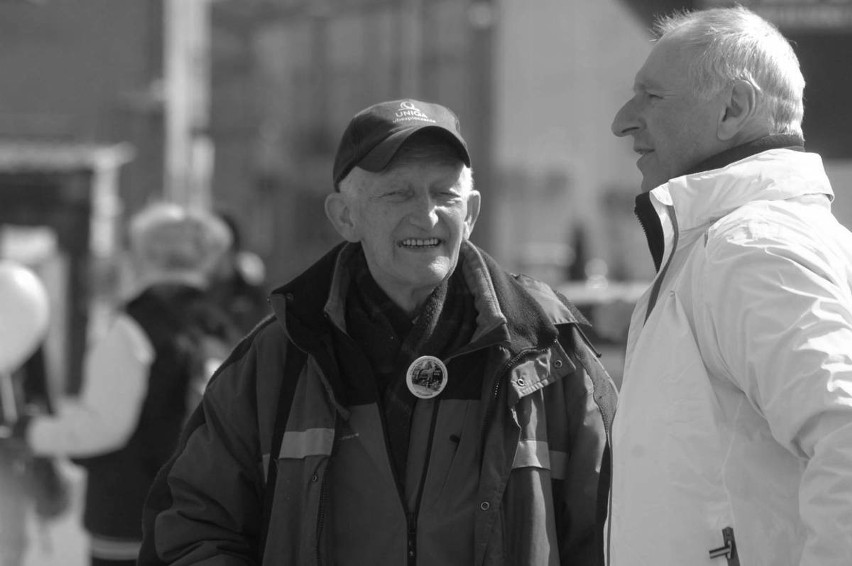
634,78,673,95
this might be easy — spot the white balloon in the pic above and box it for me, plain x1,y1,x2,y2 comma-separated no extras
0,261,50,374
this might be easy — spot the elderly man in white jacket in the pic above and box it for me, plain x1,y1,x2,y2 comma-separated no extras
609,6,852,566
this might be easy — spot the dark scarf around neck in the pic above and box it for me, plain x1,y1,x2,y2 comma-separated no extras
344,249,476,484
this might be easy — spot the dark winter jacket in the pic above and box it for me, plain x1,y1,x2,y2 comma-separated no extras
140,241,617,566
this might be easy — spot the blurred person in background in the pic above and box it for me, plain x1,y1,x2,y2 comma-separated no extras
609,6,852,565
5,202,235,566
0,262,68,566
139,99,617,565
207,209,270,336
0,347,72,566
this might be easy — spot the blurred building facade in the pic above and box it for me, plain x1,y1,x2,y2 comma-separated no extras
208,0,852,286
206,0,660,286
0,0,850,390
209,0,503,284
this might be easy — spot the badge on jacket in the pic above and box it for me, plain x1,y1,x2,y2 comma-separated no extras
406,356,448,399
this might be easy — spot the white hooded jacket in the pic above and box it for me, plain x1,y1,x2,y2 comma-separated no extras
608,149,852,566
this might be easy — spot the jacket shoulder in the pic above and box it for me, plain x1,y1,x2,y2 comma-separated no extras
512,272,589,327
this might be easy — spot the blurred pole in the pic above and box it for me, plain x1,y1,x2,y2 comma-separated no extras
0,371,17,429
164,0,213,209
400,0,423,95
467,1,497,253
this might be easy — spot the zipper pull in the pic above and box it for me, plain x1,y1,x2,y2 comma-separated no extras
407,513,417,562
708,527,739,565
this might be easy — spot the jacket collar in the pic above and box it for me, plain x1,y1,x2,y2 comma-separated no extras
635,137,832,271
683,134,804,176
269,240,583,357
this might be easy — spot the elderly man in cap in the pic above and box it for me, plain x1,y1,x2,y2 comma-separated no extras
139,99,616,566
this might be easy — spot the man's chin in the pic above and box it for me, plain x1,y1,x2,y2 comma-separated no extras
419,270,451,287
640,175,666,193
411,262,453,286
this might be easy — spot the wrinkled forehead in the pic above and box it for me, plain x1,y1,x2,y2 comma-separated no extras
380,158,467,187
635,36,694,90
344,158,468,196
388,130,469,169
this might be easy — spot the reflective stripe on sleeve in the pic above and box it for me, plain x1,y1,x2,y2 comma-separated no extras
90,535,142,561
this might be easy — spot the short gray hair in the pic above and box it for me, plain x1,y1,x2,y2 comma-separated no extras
129,202,232,277
655,6,805,137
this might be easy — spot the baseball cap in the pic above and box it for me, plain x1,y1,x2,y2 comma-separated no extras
332,99,471,188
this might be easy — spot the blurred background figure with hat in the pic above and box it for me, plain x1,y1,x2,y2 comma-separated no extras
5,201,238,566
207,209,270,337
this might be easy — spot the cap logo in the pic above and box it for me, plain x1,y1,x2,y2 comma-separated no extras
394,100,436,125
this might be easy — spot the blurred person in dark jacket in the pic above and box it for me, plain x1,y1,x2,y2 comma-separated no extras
207,210,270,336
7,202,235,566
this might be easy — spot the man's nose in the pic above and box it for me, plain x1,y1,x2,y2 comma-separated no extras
611,99,638,137
408,193,439,227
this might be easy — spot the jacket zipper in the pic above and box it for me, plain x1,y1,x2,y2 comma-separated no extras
383,345,492,565
708,527,740,565
315,415,338,566
644,206,679,323
407,512,418,565
315,467,330,565
405,399,441,566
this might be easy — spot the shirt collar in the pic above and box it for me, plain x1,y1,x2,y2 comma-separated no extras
684,134,804,176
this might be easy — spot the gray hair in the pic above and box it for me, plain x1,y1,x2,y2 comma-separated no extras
655,6,805,137
129,202,232,278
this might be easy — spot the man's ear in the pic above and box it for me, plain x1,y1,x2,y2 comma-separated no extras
325,192,359,242
718,80,759,141
463,190,481,239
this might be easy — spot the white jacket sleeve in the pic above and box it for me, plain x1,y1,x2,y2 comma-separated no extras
29,312,154,457
701,226,852,565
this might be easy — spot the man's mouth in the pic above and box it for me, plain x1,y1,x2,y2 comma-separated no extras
636,149,653,166
399,238,440,248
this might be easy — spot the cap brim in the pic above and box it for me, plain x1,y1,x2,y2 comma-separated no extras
357,125,471,173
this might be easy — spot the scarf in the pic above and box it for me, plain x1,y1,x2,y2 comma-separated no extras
345,249,477,487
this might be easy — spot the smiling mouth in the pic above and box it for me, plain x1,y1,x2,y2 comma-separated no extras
399,238,441,248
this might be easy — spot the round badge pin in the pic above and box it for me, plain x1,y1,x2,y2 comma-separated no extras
406,355,448,399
